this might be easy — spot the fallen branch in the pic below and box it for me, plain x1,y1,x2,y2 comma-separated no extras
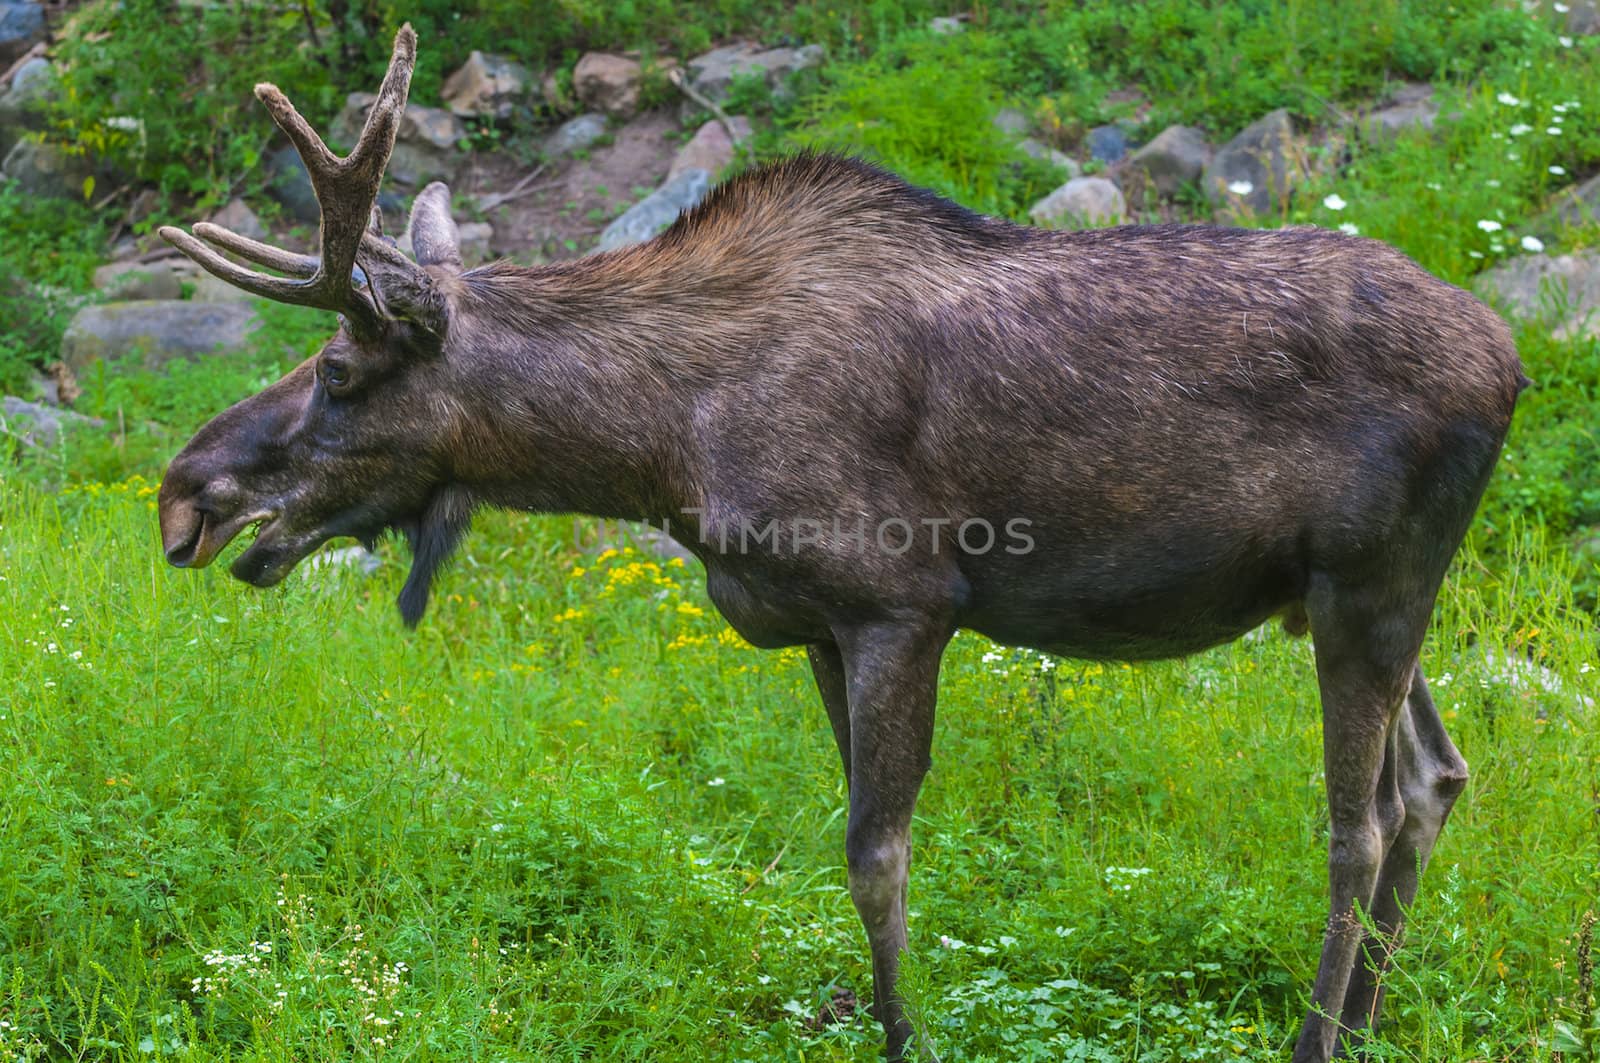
474,163,550,213
668,67,747,148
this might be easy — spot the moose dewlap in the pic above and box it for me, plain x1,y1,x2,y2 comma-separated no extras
155,25,1525,1063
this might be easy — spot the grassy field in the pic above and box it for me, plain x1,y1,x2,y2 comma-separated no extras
3,1,1600,1060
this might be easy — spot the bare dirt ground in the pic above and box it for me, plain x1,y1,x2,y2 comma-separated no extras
452,108,685,262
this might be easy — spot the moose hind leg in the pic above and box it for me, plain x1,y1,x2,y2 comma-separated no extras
1338,664,1469,1045
1292,580,1429,1063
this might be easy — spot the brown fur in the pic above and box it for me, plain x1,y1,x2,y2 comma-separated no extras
157,44,1524,1062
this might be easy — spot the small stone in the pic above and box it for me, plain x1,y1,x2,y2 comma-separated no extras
1016,138,1080,177
1086,124,1129,164
458,222,494,266
92,260,182,302
440,51,532,119
991,107,1031,137
1203,108,1303,216
1547,173,1600,231
1029,176,1126,228
264,145,319,224
1359,85,1440,149
0,138,99,200
544,113,608,158
668,117,750,180
573,52,642,118
594,169,712,253
1123,124,1211,200
207,198,266,242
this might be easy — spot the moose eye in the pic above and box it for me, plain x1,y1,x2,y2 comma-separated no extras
321,358,352,393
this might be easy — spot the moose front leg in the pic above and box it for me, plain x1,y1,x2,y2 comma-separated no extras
834,618,949,1061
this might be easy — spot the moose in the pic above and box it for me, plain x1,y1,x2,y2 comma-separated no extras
157,26,1525,1061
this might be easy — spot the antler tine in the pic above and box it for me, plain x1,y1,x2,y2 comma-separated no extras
159,25,417,322
251,25,416,315
192,223,319,277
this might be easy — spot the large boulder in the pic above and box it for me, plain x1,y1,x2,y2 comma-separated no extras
0,2,45,65
573,53,641,118
1,395,101,448
594,169,711,253
1202,108,1303,216
61,301,261,374
1029,176,1126,228
1122,124,1211,201
330,93,465,186
1474,250,1600,338
668,116,750,180
684,41,823,107
440,50,532,119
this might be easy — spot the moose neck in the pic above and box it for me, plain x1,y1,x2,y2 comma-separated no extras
447,257,722,527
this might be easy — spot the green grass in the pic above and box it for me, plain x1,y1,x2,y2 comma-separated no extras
4,1,1600,1059
0,481,1595,1061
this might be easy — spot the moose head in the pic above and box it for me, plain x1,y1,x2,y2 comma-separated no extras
158,26,475,624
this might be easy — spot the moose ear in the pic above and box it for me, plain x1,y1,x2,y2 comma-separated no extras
406,182,462,269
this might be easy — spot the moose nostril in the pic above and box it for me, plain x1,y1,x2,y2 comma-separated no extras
160,502,210,568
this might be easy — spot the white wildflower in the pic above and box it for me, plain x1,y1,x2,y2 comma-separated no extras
1322,193,1347,211
1477,219,1503,232
1496,91,1521,106
1509,123,1533,136
707,777,726,787
1521,235,1546,253
1338,222,1360,236
1227,180,1254,196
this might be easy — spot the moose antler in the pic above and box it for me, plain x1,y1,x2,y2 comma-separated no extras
159,24,421,333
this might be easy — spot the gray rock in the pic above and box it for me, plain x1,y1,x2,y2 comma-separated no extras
1086,124,1129,164
594,169,711,253
61,301,261,374
1203,108,1303,215
190,273,256,303
207,197,266,241
264,145,318,224
1,395,100,448
1547,173,1600,231
331,92,465,186
573,52,641,118
1475,250,1600,338
0,55,52,155
0,2,44,65
928,15,965,34
1029,176,1126,228
1016,137,1080,176
440,50,532,119
685,42,823,107
991,106,1030,137
1359,84,1440,148
0,137,99,199
92,259,183,302
544,112,608,158
668,116,749,180
1123,124,1211,199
